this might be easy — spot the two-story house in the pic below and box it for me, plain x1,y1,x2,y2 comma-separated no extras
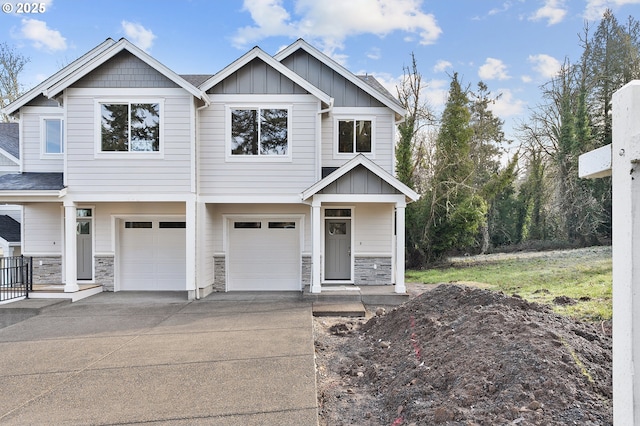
0,37,418,299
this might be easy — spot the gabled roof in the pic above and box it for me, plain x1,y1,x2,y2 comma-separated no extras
3,38,209,116
199,46,332,105
0,123,19,160
275,39,405,118
0,215,20,243
301,154,419,202
3,38,117,116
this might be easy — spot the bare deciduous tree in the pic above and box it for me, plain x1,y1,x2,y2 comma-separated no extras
0,42,29,122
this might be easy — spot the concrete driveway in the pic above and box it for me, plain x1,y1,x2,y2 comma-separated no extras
0,292,318,425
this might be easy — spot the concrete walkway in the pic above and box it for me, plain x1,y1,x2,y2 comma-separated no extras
0,292,318,425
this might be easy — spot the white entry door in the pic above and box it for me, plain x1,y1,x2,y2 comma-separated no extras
119,219,186,291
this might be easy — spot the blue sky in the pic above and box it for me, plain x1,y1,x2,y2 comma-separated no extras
2,0,640,141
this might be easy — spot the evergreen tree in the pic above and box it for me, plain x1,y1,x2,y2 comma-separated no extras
421,73,486,262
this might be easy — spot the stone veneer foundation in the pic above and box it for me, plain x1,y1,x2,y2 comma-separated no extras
95,255,114,291
354,256,392,285
31,256,62,284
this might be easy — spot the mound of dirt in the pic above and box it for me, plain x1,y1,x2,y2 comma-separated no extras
314,284,612,425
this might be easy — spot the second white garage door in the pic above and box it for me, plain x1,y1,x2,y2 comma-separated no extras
119,219,186,291
227,218,301,291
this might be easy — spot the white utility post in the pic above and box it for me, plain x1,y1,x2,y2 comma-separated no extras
579,80,640,425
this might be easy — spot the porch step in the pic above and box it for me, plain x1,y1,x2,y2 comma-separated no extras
312,302,366,317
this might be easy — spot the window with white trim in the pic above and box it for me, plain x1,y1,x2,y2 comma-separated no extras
100,102,160,152
42,118,64,155
229,107,290,158
338,119,372,154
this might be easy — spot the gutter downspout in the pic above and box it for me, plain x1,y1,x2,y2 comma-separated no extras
191,96,210,301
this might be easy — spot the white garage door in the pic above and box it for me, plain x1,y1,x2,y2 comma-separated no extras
119,219,186,291
228,218,300,291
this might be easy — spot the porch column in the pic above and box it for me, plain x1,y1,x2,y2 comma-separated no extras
63,201,79,293
311,201,322,293
186,198,197,299
395,201,406,294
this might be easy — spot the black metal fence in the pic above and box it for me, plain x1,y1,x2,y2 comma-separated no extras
0,256,32,302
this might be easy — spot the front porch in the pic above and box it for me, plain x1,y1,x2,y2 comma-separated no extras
29,284,103,302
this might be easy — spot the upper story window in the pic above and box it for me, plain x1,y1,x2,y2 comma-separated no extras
228,106,291,160
100,102,160,152
338,119,372,154
41,118,64,156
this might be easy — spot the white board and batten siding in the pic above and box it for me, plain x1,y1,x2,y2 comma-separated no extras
64,88,194,195
198,95,319,197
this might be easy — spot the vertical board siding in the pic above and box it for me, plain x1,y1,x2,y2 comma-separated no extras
23,203,62,254
199,96,318,196
64,90,193,193
281,51,385,108
209,58,308,95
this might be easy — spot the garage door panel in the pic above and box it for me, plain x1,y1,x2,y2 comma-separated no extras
119,219,186,291
228,219,300,291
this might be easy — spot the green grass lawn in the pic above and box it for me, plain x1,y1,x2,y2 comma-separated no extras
406,248,612,322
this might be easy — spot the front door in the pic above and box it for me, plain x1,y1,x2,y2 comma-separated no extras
325,219,351,280
76,219,92,280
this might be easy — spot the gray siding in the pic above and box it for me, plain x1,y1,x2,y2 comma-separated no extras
64,89,194,194
281,50,385,108
321,110,395,172
73,51,180,89
319,165,399,195
199,95,319,196
208,58,308,95
21,107,64,173
23,203,62,254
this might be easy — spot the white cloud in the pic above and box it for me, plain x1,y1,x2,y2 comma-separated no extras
583,0,640,20
478,58,510,81
521,75,533,83
19,18,66,51
121,21,156,52
529,0,567,25
433,60,452,73
233,0,442,58
367,47,381,60
528,53,561,79
489,88,526,118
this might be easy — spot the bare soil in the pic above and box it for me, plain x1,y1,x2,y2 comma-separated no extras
314,254,613,425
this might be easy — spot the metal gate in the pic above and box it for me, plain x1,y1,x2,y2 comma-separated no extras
0,256,32,302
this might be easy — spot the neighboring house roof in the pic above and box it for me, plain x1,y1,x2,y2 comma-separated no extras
199,46,333,106
2,38,210,117
0,122,19,161
301,154,419,202
0,172,64,191
0,215,20,243
275,39,406,118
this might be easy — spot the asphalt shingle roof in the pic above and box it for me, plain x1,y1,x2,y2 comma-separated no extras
0,123,19,159
0,173,64,191
357,75,403,109
180,74,214,88
0,215,20,243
